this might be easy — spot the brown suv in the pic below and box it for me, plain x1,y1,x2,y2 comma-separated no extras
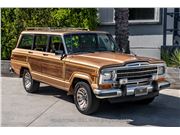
10,27,170,114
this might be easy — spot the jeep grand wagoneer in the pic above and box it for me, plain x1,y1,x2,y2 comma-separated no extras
10,27,170,114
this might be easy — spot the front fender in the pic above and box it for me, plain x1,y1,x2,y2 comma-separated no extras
70,72,93,85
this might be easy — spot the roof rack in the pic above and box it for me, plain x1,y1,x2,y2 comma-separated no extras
25,27,89,32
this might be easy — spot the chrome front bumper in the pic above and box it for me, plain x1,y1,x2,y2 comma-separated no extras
93,81,170,99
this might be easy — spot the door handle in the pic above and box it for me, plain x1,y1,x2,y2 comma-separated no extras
43,54,48,56
28,51,33,53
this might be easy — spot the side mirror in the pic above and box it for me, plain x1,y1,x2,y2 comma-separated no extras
55,50,66,60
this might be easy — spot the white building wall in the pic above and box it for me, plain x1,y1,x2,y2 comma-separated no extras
97,8,175,59
129,34,173,58
129,8,174,59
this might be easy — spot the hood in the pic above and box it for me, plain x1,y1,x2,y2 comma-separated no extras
66,52,163,69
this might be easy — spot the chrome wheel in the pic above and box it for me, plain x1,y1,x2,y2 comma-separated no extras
74,82,100,114
24,71,32,89
23,69,40,93
76,87,89,111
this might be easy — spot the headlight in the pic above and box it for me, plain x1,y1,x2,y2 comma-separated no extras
103,72,112,81
157,66,165,75
99,70,117,84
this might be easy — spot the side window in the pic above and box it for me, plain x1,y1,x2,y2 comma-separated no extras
18,34,33,49
34,35,48,52
48,35,64,53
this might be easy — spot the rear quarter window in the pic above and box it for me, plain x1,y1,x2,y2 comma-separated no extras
18,34,33,49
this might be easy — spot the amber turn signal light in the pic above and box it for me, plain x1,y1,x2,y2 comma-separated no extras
157,77,166,82
99,84,112,89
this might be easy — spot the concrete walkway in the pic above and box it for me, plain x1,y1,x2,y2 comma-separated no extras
1,77,180,127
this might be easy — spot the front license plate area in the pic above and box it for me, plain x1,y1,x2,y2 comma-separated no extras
135,87,148,96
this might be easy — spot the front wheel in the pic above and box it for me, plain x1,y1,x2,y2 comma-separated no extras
22,69,40,93
74,81,100,115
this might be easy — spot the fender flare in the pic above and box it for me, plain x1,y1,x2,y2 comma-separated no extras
70,72,93,85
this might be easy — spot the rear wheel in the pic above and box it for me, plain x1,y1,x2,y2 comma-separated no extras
74,81,100,115
22,69,40,93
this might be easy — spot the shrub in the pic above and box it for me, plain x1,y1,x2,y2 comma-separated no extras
171,49,180,67
161,49,172,67
52,8,99,30
161,48,180,67
1,8,99,60
1,8,17,60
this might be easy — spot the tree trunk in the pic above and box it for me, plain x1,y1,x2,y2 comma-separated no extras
115,8,130,53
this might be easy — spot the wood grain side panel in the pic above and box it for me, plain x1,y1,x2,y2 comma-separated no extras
41,59,63,78
12,54,27,62
11,60,21,75
11,60,29,76
28,57,41,73
65,63,97,83
31,72,68,91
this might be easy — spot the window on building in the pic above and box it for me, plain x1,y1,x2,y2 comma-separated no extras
98,8,114,24
129,8,160,23
98,8,160,24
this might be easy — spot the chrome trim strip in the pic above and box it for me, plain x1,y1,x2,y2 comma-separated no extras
61,34,68,55
126,62,149,67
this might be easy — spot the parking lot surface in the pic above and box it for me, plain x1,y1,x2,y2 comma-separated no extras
1,77,180,127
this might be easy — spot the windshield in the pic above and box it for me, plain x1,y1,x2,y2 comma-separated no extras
64,33,120,54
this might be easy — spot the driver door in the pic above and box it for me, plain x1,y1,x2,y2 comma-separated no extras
41,35,66,90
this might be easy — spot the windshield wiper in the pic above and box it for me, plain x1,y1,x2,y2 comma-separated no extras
95,49,118,53
95,49,108,52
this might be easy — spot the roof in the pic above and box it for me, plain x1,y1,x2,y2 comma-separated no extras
21,27,109,35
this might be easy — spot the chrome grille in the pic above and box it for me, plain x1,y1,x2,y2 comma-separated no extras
117,66,157,86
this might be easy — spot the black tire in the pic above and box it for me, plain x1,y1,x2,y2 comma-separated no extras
74,81,100,115
135,97,155,105
22,69,40,93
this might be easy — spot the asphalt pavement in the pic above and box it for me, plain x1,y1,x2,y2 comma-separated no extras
1,77,180,127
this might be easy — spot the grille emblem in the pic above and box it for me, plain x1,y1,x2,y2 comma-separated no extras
126,62,149,67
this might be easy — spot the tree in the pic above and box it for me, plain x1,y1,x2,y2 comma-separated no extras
114,8,130,53
1,8,17,60
52,8,98,30
1,8,99,60
1,8,56,60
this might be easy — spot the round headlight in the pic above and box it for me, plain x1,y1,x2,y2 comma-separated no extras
158,66,165,75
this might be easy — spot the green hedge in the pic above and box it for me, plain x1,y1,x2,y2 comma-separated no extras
1,8,99,60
